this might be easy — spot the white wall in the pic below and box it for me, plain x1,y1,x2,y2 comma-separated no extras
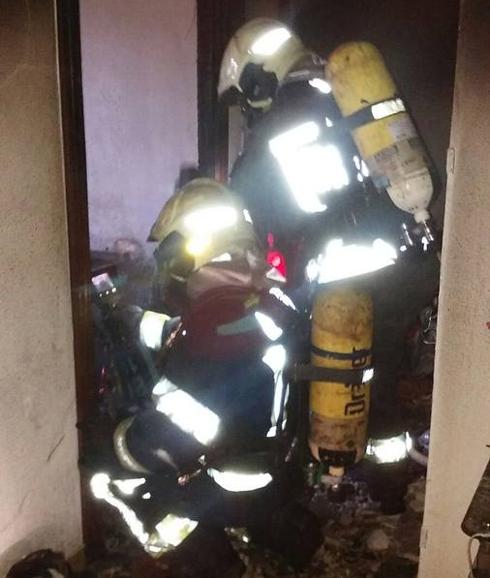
0,0,82,572
80,0,198,252
419,1,490,576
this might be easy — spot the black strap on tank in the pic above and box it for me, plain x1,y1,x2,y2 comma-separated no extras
344,98,401,130
310,344,371,361
288,364,372,385
321,96,406,140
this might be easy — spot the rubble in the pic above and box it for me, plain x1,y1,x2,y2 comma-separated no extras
229,477,426,578
366,529,390,552
41,476,427,578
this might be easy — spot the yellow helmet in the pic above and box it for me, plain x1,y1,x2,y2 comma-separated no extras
218,18,315,110
149,178,260,275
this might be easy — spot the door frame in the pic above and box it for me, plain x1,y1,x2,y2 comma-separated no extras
56,0,101,552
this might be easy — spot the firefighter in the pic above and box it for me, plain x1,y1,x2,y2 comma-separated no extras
89,178,321,573
219,19,441,507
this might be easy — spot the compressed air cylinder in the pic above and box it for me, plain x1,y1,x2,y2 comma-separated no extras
326,42,434,227
309,288,373,475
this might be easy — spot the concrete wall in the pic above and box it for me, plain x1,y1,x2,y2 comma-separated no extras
0,0,82,572
419,1,490,576
80,0,198,252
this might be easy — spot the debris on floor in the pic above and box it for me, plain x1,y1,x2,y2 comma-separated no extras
6,549,72,578
229,477,425,578
7,479,426,578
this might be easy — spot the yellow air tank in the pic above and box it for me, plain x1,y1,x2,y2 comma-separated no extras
309,287,373,476
326,42,434,235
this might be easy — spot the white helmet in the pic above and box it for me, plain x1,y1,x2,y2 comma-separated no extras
149,178,260,275
218,18,315,110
